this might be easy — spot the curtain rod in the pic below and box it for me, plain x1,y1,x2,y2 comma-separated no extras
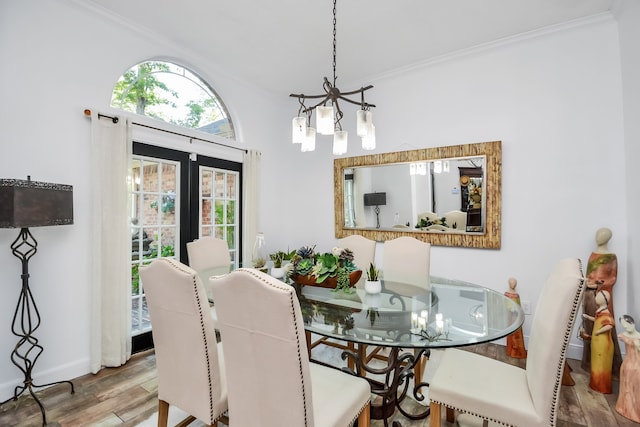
83,109,247,153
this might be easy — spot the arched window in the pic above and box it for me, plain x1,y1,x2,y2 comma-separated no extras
111,61,235,140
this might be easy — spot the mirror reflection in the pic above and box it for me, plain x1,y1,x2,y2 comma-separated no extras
334,141,501,249
343,157,486,233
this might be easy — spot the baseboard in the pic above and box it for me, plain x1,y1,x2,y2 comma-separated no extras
493,336,584,361
0,358,90,402
565,341,585,361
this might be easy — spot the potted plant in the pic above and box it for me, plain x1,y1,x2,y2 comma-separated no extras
269,249,295,279
287,245,361,293
365,262,382,294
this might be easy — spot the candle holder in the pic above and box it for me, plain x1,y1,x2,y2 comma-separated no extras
412,326,451,342
410,311,452,342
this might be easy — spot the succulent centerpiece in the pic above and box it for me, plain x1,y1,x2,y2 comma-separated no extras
286,245,361,292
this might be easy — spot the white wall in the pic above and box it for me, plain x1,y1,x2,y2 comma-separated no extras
0,0,634,400
272,14,628,360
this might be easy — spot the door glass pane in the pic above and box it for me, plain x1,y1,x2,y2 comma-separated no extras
215,172,225,198
226,226,236,248
142,162,159,192
214,200,224,224
202,170,213,197
131,159,141,192
161,164,176,192
202,199,212,225
227,200,236,223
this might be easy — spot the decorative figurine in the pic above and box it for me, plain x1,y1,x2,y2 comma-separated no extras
580,227,621,376
504,277,527,359
615,315,640,422
586,289,614,393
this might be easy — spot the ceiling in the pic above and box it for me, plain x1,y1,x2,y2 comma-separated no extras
82,0,613,98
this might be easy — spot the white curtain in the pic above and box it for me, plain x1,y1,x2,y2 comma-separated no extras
242,149,261,266
89,112,132,373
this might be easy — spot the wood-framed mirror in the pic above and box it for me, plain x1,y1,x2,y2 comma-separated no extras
334,140,501,248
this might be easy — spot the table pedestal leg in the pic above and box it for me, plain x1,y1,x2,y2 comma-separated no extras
339,346,431,426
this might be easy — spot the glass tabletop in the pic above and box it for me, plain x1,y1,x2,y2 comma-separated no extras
299,276,524,349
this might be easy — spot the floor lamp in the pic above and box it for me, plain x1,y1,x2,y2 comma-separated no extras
0,177,75,426
364,192,386,229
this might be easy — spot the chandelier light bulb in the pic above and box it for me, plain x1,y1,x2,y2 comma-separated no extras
292,116,306,144
362,124,376,150
333,130,348,155
302,127,316,152
316,105,335,135
356,110,373,137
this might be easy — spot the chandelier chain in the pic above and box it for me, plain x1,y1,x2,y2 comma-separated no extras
332,0,337,87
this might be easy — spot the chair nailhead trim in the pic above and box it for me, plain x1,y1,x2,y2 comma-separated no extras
431,402,514,427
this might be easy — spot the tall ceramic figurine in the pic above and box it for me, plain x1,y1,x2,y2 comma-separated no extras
586,289,614,393
504,278,527,358
615,315,640,422
580,227,621,376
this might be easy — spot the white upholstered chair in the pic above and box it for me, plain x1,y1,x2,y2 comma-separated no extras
443,210,467,231
338,234,377,282
139,258,228,427
186,236,231,273
210,268,371,427
382,236,431,288
429,257,585,427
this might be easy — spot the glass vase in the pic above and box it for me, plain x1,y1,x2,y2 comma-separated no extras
252,232,268,272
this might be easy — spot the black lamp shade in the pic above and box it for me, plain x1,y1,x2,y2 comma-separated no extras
364,192,386,206
0,178,74,228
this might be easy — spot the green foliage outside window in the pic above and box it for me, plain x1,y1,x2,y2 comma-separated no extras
131,244,175,295
111,60,235,139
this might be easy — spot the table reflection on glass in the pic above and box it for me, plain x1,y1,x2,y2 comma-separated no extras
298,276,524,426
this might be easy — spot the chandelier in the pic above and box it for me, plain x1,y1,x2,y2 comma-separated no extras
290,0,376,154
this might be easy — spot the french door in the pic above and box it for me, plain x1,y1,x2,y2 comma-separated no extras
191,157,242,266
130,142,242,352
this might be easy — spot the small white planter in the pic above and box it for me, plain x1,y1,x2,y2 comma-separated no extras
364,280,382,294
270,267,285,279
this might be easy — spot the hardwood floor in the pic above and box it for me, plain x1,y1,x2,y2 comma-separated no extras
0,343,637,427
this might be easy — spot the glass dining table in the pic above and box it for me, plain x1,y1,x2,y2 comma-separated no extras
296,276,524,426
200,267,524,427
